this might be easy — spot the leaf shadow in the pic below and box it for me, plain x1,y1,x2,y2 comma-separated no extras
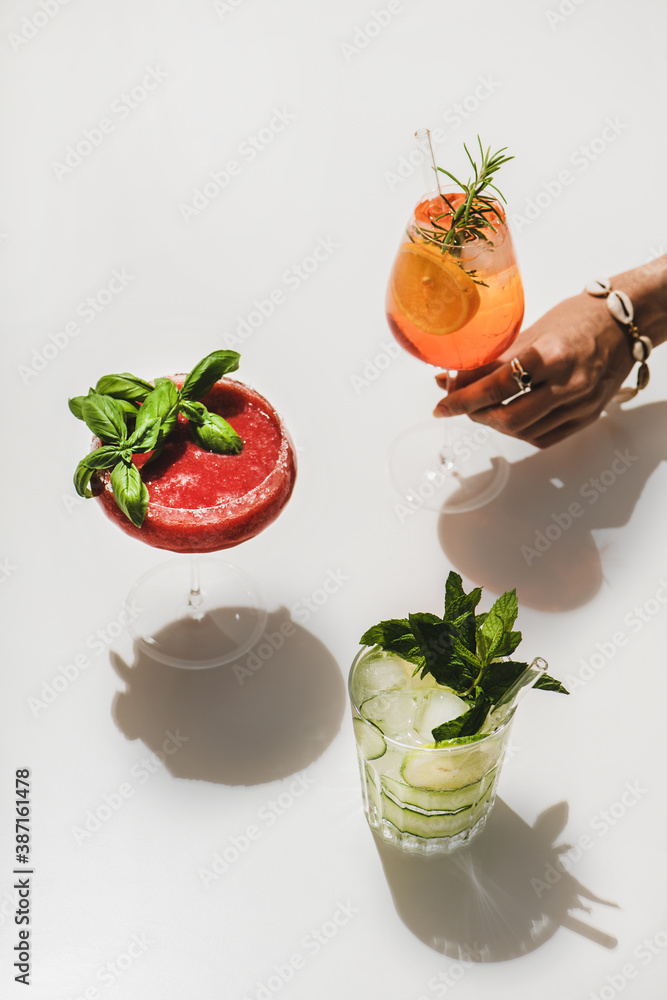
373,798,618,962
437,401,667,611
110,606,346,785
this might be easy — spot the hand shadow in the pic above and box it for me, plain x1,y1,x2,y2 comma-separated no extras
438,401,667,610
373,799,618,962
111,607,346,785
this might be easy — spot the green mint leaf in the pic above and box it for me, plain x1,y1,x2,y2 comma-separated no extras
110,459,148,527
478,660,529,703
180,350,241,402
534,673,569,695
433,691,491,741
80,393,127,445
408,616,479,692
444,571,482,621
189,410,243,455
487,589,518,633
95,373,154,401
493,629,522,658
360,617,432,667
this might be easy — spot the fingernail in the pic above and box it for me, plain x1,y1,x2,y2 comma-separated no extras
433,402,450,418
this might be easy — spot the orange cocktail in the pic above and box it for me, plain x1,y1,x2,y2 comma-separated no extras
386,192,524,371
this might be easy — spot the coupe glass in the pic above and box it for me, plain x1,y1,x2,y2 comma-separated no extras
386,140,524,513
92,377,296,669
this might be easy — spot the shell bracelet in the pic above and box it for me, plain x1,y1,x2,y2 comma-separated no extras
585,278,652,402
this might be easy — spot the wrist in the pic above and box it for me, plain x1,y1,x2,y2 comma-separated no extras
612,254,667,348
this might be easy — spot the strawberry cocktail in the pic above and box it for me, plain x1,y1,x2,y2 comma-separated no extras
71,350,296,667
93,377,296,553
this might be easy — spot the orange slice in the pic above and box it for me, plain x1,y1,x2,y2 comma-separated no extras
391,242,480,336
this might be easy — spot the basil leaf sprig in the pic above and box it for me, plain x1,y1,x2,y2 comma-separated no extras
70,350,244,527
360,571,568,744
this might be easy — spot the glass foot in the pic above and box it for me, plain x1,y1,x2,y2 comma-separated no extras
388,418,509,514
126,556,267,669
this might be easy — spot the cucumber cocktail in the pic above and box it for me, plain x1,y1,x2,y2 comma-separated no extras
350,574,568,854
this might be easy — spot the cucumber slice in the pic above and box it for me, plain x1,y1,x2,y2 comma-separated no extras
353,717,386,761
401,748,493,791
383,768,495,813
380,793,486,840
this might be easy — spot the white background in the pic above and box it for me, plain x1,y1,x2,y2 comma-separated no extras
2,1,667,998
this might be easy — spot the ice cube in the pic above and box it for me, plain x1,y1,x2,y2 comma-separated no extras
410,689,469,744
351,650,410,704
360,692,418,739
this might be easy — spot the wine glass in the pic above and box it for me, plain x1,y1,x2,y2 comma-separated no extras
91,376,296,668
386,131,524,513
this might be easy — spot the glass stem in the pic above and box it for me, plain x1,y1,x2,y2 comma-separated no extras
439,370,459,476
187,554,204,618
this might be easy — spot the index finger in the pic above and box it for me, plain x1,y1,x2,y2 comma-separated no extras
434,348,546,416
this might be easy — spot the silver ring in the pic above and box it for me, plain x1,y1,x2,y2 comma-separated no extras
510,357,532,393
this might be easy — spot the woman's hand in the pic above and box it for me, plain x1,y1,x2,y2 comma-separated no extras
433,258,667,448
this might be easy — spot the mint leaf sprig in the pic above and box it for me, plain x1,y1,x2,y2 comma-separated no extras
70,350,244,527
360,572,567,744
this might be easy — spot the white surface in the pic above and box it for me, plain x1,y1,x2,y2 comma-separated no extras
2,1,667,997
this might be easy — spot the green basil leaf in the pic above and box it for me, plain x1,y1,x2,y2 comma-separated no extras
78,445,123,470
73,459,95,498
189,410,243,454
95,373,154,401
81,393,127,445
68,395,88,420
126,416,161,452
180,350,241,401
478,660,529,703
110,460,149,527
179,399,206,426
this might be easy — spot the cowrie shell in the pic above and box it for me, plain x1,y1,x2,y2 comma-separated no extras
637,363,650,390
632,336,653,362
585,277,611,296
607,289,634,324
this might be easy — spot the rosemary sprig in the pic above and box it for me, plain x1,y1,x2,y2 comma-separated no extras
414,136,513,255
